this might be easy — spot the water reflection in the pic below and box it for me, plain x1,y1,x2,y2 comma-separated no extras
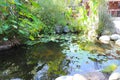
0,41,120,80
0,42,66,80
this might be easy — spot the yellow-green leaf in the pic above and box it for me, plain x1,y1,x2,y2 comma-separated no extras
29,35,35,40
102,64,118,73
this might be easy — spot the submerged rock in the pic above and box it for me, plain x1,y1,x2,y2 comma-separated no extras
110,34,120,41
99,35,110,44
34,64,49,80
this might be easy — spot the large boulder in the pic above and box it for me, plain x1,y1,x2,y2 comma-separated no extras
109,66,120,80
110,34,120,41
99,35,110,44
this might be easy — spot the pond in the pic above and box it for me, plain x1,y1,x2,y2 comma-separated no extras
0,40,120,80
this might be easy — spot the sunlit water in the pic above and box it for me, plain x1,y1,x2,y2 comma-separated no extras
0,41,120,80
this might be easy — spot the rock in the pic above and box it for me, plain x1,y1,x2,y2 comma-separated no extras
109,73,120,80
109,66,120,80
34,64,49,80
10,78,22,80
0,45,12,51
99,35,110,44
55,25,63,34
55,72,105,80
110,34,120,41
115,39,120,47
55,74,87,80
84,71,105,80
73,74,87,80
55,76,73,80
63,26,70,33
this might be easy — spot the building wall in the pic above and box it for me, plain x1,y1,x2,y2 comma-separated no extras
109,1,120,17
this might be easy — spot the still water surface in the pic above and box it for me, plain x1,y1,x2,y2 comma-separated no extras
0,41,120,80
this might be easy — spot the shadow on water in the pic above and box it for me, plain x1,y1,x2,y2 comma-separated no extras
0,46,34,80
0,42,66,80
0,41,120,80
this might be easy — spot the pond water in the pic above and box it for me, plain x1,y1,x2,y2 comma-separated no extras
0,40,120,80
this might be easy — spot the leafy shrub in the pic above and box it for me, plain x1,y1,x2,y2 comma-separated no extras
0,0,44,42
38,0,67,34
96,0,115,36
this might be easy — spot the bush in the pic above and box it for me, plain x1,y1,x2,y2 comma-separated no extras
38,0,67,34
0,0,44,42
96,0,115,36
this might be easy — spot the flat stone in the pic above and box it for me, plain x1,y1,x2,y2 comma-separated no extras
99,35,110,44
110,34,120,41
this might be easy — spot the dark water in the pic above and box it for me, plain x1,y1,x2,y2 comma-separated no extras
0,41,120,80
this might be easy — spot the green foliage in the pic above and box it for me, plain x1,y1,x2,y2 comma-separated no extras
96,0,115,36
38,0,67,34
0,0,100,45
0,0,44,42
65,0,99,34
102,64,118,73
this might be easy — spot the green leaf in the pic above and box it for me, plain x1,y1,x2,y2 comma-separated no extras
3,37,8,41
0,28,3,34
19,30,25,34
14,0,21,5
12,25,18,29
2,25,9,31
29,35,35,40
102,64,118,73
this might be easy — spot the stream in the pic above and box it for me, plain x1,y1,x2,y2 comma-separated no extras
0,40,120,80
